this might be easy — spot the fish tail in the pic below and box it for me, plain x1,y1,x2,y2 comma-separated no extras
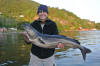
80,46,91,61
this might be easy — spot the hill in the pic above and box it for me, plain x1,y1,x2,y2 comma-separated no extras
0,0,96,31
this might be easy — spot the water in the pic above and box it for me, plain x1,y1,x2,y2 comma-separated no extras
0,31,100,66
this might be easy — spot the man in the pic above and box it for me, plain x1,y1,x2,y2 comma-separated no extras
24,4,64,66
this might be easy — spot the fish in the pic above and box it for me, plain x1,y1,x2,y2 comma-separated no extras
22,23,91,61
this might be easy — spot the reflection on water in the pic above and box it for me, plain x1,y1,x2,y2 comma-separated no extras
0,31,100,66
0,32,31,66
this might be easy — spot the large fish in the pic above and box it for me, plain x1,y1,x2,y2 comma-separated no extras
22,23,91,61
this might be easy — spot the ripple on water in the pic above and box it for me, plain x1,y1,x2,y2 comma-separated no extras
0,60,16,66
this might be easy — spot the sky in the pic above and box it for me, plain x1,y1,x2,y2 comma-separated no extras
33,0,100,23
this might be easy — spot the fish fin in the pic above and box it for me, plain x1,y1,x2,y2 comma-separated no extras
74,39,80,45
84,47,92,53
81,49,86,61
38,38,45,44
80,46,92,61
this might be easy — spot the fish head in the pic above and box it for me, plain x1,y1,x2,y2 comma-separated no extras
22,23,37,39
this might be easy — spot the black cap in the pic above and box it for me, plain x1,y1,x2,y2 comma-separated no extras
37,4,48,14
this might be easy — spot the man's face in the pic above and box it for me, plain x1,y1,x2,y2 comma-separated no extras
38,11,48,21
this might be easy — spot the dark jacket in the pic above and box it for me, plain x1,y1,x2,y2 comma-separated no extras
26,19,59,59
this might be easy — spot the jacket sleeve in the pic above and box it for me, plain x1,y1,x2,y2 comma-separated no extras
30,20,37,28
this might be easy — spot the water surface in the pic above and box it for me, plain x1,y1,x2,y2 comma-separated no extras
0,31,100,66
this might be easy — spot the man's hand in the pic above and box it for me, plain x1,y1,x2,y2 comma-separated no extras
23,32,30,42
57,42,64,48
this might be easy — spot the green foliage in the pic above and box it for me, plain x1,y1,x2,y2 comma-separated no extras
0,15,17,28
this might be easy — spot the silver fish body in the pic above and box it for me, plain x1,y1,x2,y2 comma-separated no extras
22,23,91,61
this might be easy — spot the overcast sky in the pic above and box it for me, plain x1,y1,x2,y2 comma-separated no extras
33,0,100,23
